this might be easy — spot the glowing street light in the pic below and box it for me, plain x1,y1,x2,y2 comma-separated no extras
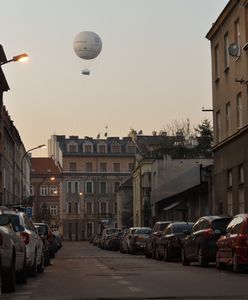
1,53,29,66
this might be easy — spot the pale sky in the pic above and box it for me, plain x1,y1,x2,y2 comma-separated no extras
1,0,228,156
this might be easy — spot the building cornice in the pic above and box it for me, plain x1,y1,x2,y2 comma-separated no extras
212,123,248,152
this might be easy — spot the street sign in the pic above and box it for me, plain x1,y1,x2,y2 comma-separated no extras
24,207,32,219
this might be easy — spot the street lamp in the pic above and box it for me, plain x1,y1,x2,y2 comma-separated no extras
21,144,46,204
1,53,28,66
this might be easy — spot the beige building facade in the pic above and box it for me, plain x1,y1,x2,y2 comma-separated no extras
206,0,248,215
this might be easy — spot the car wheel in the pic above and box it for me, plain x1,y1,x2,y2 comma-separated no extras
182,248,190,266
29,253,37,277
16,254,27,284
233,251,243,273
198,247,208,267
156,247,162,260
1,255,16,293
37,252,45,273
216,251,225,270
164,247,170,262
152,246,156,259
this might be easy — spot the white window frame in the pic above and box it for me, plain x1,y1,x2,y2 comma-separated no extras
83,142,93,153
66,181,80,194
50,205,58,215
99,181,107,194
85,180,94,194
40,185,48,196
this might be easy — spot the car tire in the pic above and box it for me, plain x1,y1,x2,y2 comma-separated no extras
1,255,16,293
37,252,45,273
156,247,162,260
29,253,37,277
181,248,190,266
233,251,243,273
16,254,27,284
145,249,152,258
198,247,208,267
164,247,170,262
216,251,225,270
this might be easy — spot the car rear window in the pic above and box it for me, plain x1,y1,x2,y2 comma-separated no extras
173,223,193,234
211,218,231,232
135,229,152,235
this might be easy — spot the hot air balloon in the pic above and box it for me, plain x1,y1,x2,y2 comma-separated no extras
73,31,102,75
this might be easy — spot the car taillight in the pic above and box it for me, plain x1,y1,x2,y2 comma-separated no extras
0,233,3,246
204,228,214,238
21,232,30,245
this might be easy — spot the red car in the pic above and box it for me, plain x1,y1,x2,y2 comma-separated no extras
216,214,248,273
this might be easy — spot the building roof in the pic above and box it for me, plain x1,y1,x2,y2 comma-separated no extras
31,157,61,175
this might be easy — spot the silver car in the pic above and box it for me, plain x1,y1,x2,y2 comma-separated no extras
4,209,44,277
0,214,27,293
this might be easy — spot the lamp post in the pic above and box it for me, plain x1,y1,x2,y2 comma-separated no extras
21,144,46,204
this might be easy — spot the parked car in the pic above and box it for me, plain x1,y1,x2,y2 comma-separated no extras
181,216,231,267
119,227,140,253
4,210,45,276
34,223,56,258
129,227,152,254
156,222,194,261
34,224,51,266
0,213,27,293
99,228,121,249
108,231,123,251
145,221,172,259
52,231,63,251
216,214,248,273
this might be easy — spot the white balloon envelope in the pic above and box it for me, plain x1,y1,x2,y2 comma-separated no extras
73,31,102,60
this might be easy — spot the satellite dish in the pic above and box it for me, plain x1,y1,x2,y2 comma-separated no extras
228,43,240,57
73,31,102,60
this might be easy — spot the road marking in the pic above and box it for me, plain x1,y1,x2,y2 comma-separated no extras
118,280,131,285
112,275,123,279
128,286,142,292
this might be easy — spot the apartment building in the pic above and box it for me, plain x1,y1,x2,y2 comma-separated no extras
48,134,136,240
206,0,248,215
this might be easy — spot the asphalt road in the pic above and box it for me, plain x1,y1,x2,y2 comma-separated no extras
1,241,248,300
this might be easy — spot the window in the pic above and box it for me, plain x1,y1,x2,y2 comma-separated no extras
68,144,77,152
235,18,240,48
113,181,120,193
86,202,93,214
50,205,57,216
100,162,107,172
99,181,107,194
100,202,107,214
86,162,93,172
69,162,77,171
111,144,121,153
113,163,120,172
50,185,58,196
30,185,34,196
98,144,107,153
40,185,48,196
227,190,233,216
226,102,231,137
67,202,72,214
238,188,245,213
74,202,79,214
67,181,80,194
84,144,93,153
237,93,243,128
227,169,232,187
127,145,135,154
214,44,220,80
85,181,93,194
216,110,221,143
239,165,244,184
224,33,229,69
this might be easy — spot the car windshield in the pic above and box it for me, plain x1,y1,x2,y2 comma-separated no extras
7,214,21,231
159,223,169,231
135,229,151,235
172,223,193,234
211,218,231,232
